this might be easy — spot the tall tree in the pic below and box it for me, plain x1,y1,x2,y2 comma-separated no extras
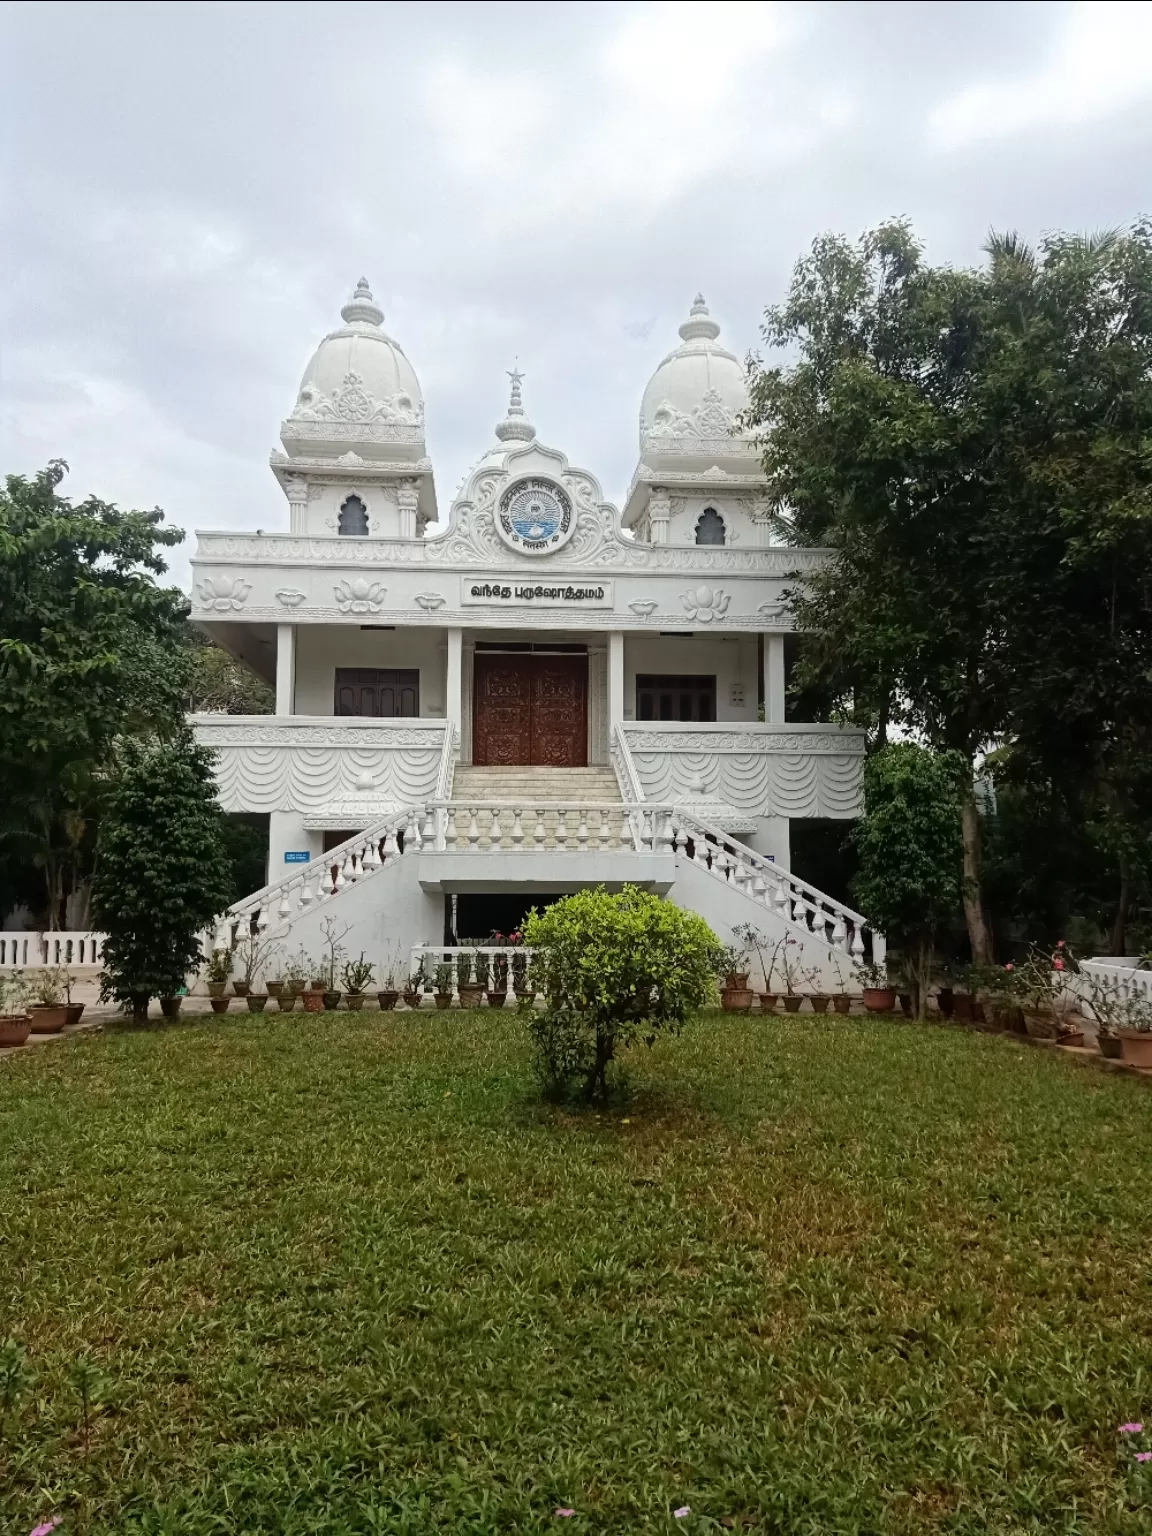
91,731,232,1022
747,219,1152,962
0,462,189,925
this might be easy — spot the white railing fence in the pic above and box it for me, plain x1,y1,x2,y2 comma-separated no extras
610,722,645,803
0,931,106,969
1078,958,1152,1009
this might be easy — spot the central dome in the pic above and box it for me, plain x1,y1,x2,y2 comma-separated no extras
639,295,752,462
281,278,425,462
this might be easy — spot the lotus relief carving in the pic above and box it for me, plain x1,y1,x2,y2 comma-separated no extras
629,599,658,617
196,575,252,612
275,589,307,608
333,577,387,614
414,592,446,610
679,585,730,623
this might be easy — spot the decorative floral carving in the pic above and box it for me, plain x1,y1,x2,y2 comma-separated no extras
414,592,446,610
334,577,386,614
275,589,307,608
196,575,251,612
629,599,658,616
292,372,424,427
679,585,730,623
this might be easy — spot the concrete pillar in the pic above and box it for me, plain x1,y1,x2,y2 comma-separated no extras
608,631,625,730
267,811,320,886
745,815,791,870
763,633,786,723
275,624,295,715
446,627,463,735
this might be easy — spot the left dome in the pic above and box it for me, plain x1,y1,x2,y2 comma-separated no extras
281,278,426,462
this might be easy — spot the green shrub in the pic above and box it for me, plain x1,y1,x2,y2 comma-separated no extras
522,885,721,1102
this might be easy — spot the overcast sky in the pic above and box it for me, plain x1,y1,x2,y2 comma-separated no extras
3,0,1151,586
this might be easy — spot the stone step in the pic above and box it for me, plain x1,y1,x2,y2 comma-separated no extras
451,766,621,803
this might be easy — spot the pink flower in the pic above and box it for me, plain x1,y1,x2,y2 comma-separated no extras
674,1509,691,1520
1005,964,1014,972
30,1522,63,1536
1057,940,1066,949
1119,1422,1144,1434
1054,958,1065,971
1137,1451,1152,1462
554,1511,575,1519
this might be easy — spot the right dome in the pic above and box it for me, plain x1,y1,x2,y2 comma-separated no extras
638,295,752,461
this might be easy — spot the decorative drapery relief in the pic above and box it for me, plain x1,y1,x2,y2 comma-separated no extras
621,725,865,819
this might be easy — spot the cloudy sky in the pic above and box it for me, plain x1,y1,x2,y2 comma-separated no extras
3,0,1151,586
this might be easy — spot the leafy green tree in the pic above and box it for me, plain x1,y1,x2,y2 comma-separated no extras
91,731,231,1022
523,885,721,1103
854,745,964,1018
747,219,1152,962
0,462,189,925
185,629,274,715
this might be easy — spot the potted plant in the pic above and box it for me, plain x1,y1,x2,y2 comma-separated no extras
1115,993,1152,1068
935,962,956,1018
0,972,31,1047
433,961,454,1010
473,949,491,1002
342,953,374,1011
301,956,325,1014
829,954,853,1015
457,948,485,1009
56,964,85,1028
1018,943,1082,1042
28,967,70,1033
159,993,184,1019
777,937,815,1013
717,941,754,1011
232,933,275,999
733,924,782,1014
206,948,232,1002
317,916,350,1010
1084,971,1125,1058
403,956,426,1009
246,990,268,1013
855,961,895,1014
377,949,401,1011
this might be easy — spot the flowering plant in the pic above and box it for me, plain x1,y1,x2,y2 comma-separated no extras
0,970,28,1018
775,936,818,996
853,961,890,990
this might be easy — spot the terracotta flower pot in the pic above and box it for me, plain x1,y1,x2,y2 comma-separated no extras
782,995,803,1013
302,989,324,1013
1118,1030,1152,1069
720,987,754,1011
458,985,485,1009
486,991,507,1009
159,996,183,1019
434,993,453,1010
271,993,297,1011
377,990,400,1011
207,982,227,1000
232,981,251,998
345,992,366,1011
209,998,230,1014
832,994,852,1014
936,987,955,1017
862,987,896,1014
810,994,831,1014
1098,1033,1123,1059
246,994,268,1013
403,990,422,1010
29,1004,69,1034
310,979,327,994
0,1014,31,1047
1057,1029,1085,1049
322,991,342,1011
758,992,778,1013
65,1002,85,1027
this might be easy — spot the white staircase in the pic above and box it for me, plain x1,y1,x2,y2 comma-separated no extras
450,765,620,801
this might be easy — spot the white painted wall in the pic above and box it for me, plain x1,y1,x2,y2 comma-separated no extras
622,633,758,722
294,626,447,716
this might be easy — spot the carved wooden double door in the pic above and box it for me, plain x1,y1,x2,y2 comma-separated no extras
472,652,588,767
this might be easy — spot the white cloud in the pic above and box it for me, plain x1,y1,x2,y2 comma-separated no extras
929,0,1152,150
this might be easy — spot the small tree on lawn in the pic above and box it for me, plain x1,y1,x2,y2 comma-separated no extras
92,730,232,1023
523,884,721,1103
854,743,965,1019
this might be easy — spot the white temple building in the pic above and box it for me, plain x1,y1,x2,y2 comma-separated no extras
189,281,876,976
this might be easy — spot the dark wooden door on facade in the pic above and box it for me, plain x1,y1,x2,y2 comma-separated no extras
334,668,419,717
472,653,587,766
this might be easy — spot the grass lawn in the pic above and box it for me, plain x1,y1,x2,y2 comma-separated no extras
3,1011,1152,1534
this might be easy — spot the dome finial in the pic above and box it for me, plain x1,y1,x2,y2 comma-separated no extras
679,293,721,343
495,364,536,443
341,277,384,327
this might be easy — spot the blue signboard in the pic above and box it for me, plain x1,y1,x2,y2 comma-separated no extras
284,851,311,864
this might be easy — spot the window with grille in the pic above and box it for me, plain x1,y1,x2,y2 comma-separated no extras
338,495,369,536
334,668,419,716
636,674,717,722
694,508,725,546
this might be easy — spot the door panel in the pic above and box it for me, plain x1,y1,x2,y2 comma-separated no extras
334,668,419,717
531,655,587,766
472,653,587,766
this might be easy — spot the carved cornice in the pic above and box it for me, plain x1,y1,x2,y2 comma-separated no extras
188,603,794,631
191,717,448,749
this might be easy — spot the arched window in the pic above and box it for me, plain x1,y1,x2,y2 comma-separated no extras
338,495,369,536
695,507,725,546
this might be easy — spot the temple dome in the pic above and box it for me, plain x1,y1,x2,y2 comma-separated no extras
638,295,751,460
281,279,425,462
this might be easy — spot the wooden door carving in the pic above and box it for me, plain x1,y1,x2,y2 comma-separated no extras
472,653,587,767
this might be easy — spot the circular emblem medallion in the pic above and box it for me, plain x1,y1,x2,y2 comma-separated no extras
496,477,575,555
